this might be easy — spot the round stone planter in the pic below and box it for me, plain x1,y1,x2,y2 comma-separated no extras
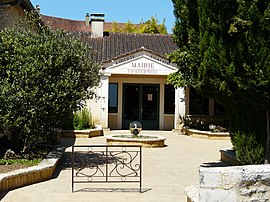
182,127,230,140
105,135,166,148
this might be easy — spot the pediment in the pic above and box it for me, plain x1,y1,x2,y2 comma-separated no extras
103,50,177,76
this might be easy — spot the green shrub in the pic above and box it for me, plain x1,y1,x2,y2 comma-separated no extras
181,115,228,132
73,112,80,130
0,12,100,153
73,108,93,130
232,131,264,165
61,112,75,130
0,158,41,166
228,105,266,165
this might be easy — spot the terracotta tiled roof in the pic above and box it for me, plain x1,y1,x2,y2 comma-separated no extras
71,32,178,64
41,15,129,32
41,15,178,64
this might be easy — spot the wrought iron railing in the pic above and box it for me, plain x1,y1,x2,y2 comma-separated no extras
71,145,142,192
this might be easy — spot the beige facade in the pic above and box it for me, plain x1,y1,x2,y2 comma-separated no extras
87,56,227,131
86,49,184,131
0,0,35,29
0,5,24,29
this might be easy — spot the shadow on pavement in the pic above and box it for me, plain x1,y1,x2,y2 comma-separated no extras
59,137,76,148
51,138,75,178
74,187,151,193
0,191,8,201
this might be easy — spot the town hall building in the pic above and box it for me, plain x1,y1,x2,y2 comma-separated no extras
42,13,227,131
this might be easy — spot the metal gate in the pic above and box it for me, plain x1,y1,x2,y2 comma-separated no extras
71,145,142,192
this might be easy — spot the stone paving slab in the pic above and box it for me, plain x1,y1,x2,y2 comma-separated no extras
0,131,232,202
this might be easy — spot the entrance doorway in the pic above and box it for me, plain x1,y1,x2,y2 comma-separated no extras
122,84,159,130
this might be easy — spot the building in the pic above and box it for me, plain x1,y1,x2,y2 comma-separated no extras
0,0,35,29
85,30,181,130
42,13,183,130
42,13,227,131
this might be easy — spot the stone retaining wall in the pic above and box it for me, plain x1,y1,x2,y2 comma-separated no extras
60,129,103,138
186,164,270,202
0,147,64,192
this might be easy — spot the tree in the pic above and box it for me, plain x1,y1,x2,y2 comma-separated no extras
0,13,101,153
138,16,167,34
110,16,168,34
169,0,270,164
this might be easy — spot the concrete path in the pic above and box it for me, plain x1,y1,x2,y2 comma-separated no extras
1,131,232,202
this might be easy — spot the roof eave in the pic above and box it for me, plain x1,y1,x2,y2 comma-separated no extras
21,0,35,11
0,0,35,11
101,47,170,65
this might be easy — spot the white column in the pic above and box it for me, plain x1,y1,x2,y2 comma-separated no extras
118,81,123,129
160,84,165,130
100,75,110,128
174,87,186,131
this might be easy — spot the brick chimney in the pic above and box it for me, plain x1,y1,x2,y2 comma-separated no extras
36,5,40,14
90,13,105,38
85,13,90,27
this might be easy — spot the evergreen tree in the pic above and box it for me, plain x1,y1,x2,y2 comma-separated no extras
169,0,270,164
109,16,168,34
138,16,167,34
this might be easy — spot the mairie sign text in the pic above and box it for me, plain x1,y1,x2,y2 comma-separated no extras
128,62,158,74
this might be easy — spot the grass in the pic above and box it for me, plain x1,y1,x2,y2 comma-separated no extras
0,158,42,166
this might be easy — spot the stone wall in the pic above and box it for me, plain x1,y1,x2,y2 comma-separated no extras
0,146,64,192
198,165,270,202
0,4,26,29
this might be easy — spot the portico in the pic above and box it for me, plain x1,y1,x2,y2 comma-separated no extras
87,48,185,130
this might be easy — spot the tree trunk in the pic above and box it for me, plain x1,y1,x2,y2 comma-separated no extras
6,128,23,153
265,110,270,164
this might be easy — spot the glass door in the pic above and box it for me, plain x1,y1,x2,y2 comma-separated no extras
122,84,159,130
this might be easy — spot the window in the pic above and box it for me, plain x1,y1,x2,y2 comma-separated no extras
189,87,209,115
164,84,175,114
109,83,118,113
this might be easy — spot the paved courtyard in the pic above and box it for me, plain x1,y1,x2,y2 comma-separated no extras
1,130,232,202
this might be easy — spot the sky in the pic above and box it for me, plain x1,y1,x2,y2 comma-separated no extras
31,0,175,33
